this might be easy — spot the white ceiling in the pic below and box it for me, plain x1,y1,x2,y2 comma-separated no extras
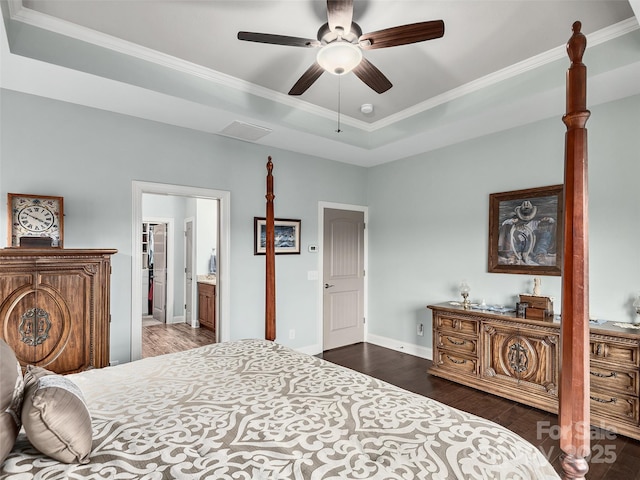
1,0,640,167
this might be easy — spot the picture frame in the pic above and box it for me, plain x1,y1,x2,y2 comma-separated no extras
254,217,301,255
7,193,64,248
488,185,563,276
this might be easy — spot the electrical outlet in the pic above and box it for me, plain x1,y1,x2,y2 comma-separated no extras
417,323,424,336
289,329,295,340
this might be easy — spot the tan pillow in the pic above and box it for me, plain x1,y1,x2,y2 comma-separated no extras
22,367,92,464
0,338,24,466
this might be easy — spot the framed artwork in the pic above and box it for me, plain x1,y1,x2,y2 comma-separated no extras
254,217,301,255
488,185,563,275
7,193,64,247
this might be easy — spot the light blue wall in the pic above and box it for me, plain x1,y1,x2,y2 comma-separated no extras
196,198,217,276
2,88,638,363
0,89,367,363
366,94,640,349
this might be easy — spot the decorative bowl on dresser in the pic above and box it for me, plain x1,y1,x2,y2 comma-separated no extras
0,248,117,374
428,302,640,441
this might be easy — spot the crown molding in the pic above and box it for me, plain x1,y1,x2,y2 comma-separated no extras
373,17,639,131
7,2,639,135
8,1,371,130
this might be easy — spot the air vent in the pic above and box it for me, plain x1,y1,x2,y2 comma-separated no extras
219,121,272,142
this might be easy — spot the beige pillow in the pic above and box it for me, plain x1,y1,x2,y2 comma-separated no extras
0,338,24,466
22,366,92,464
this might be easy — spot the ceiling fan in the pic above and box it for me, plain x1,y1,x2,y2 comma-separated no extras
238,0,444,95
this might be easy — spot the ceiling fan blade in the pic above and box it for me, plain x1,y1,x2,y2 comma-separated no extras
327,0,353,33
288,63,325,95
359,20,445,50
352,58,392,94
238,31,320,48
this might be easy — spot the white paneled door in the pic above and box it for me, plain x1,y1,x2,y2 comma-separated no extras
323,208,365,350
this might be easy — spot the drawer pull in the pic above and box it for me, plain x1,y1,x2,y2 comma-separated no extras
447,337,466,346
446,355,467,365
590,395,617,404
590,371,617,379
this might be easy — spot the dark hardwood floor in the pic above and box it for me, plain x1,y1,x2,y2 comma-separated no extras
321,342,640,480
141,328,640,478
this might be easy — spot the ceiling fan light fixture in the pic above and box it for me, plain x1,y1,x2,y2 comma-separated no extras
316,41,362,75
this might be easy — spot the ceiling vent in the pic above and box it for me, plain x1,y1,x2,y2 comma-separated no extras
219,121,272,142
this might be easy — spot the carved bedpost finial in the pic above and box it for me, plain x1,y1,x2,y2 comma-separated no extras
266,156,275,202
567,21,586,65
563,20,589,128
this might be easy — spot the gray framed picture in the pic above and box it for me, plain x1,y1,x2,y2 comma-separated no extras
488,185,563,275
254,217,301,255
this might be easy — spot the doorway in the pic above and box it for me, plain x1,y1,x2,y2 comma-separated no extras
319,203,367,351
141,219,173,326
131,182,231,362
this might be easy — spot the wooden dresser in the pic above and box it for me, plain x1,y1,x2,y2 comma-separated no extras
428,303,640,440
0,248,116,374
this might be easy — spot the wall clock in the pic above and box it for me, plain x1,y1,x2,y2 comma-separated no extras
7,193,64,247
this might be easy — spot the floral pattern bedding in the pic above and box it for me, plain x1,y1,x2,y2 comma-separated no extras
1,339,559,479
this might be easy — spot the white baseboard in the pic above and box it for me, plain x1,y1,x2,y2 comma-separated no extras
294,343,323,356
293,336,432,360
168,315,185,325
365,333,433,360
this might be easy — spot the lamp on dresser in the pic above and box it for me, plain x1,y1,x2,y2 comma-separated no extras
459,281,471,309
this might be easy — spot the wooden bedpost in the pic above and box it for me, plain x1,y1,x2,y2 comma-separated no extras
559,21,590,480
265,156,276,341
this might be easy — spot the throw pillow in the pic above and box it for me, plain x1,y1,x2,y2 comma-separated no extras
0,338,24,466
22,367,92,464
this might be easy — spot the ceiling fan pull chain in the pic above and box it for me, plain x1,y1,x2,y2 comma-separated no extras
336,75,342,133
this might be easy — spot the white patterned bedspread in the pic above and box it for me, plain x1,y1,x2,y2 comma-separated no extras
2,339,559,479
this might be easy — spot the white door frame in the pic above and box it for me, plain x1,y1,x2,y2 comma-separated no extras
317,201,368,353
184,217,196,328
131,181,231,361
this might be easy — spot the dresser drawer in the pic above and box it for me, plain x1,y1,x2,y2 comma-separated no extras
590,337,640,368
435,315,479,336
434,350,477,375
590,363,638,395
590,388,639,425
436,330,477,356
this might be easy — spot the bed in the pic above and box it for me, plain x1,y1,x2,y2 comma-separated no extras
2,339,560,479
1,21,591,480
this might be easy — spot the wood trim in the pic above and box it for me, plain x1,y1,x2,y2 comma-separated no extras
0,248,117,258
559,21,591,480
265,157,276,341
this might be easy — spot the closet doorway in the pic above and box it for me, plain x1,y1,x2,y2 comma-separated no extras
131,182,231,362
141,219,171,326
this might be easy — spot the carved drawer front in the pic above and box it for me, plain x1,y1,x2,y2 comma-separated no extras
590,364,638,396
482,323,559,395
435,315,478,336
590,338,639,367
435,350,477,375
590,388,639,425
436,331,477,356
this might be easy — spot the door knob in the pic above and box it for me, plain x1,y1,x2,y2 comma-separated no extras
324,283,335,289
